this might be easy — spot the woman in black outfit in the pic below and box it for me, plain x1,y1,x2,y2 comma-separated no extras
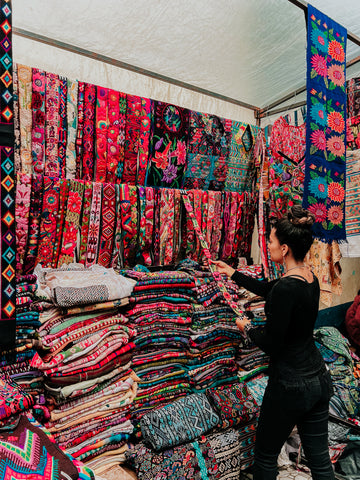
212,205,335,480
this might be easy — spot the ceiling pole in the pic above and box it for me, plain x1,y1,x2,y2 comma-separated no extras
14,27,260,113
258,0,360,119
287,0,360,47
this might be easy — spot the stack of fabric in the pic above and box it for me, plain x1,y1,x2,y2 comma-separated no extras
31,306,137,473
188,303,242,392
1,274,45,408
315,327,360,420
124,269,196,433
24,264,138,475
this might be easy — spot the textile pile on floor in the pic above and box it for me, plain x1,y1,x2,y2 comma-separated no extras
125,382,260,478
123,268,196,434
26,264,139,476
0,372,95,480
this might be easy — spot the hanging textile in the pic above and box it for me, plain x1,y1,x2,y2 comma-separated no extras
31,67,46,174
183,112,231,190
146,101,189,189
97,182,116,267
142,186,155,266
85,181,102,266
137,186,147,262
339,149,360,257
65,78,78,179
225,122,259,193
78,180,93,264
120,184,138,266
82,82,96,181
13,65,20,172
269,116,306,218
18,64,32,174
95,85,108,182
159,188,175,265
116,92,127,182
0,0,15,347
347,77,360,119
58,76,67,178
52,177,70,267
180,190,247,326
122,95,141,185
303,5,347,242
23,174,43,274
75,81,85,178
137,98,151,186
15,173,31,275
105,89,120,184
44,72,60,177
58,179,85,266
36,176,60,267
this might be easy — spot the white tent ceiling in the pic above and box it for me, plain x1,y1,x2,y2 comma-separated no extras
12,0,360,113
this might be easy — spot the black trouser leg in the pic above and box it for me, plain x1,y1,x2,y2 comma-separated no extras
297,400,335,480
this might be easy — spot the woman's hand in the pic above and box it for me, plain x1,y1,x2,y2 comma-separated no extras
210,260,235,278
236,316,251,333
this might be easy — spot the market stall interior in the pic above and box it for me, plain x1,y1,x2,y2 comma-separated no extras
1,0,360,479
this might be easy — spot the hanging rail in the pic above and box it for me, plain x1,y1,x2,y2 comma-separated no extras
13,27,260,114
257,0,360,119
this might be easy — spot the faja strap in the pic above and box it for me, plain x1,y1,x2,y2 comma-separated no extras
180,189,246,323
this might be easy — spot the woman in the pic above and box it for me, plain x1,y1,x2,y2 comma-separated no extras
212,205,334,480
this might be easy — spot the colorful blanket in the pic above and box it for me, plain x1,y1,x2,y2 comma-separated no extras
303,4,347,242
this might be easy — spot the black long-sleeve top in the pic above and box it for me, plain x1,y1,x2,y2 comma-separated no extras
232,270,325,379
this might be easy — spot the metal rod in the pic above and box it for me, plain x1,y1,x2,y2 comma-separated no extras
287,0,360,47
13,27,260,113
260,51,360,116
259,100,306,119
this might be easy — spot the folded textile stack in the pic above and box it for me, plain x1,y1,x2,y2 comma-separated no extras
237,344,269,382
1,275,45,408
188,304,242,392
123,269,196,433
25,264,138,474
0,372,95,479
315,326,360,419
31,307,137,471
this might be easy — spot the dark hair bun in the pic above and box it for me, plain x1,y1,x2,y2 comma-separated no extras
288,205,315,227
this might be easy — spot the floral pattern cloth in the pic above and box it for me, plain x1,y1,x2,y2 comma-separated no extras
303,4,347,242
305,239,342,306
183,112,231,190
269,116,306,218
146,101,190,189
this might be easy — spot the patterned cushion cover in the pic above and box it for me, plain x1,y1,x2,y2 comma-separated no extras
140,393,219,451
125,436,219,480
207,429,241,479
206,382,259,429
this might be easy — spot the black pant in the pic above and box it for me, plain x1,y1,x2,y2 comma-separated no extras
253,369,335,480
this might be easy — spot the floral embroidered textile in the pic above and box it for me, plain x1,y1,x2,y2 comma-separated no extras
303,4,347,242
146,100,190,189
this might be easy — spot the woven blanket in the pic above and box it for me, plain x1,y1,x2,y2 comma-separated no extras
206,382,259,430
303,4,347,242
0,373,34,423
140,393,219,451
339,149,360,257
0,414,79,480
126,435,219,480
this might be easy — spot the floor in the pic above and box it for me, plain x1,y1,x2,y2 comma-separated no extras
240,465,312,479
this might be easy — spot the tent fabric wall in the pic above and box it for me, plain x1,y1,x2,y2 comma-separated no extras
13,36,256,125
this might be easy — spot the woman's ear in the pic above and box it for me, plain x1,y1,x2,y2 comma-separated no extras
282,244,289,257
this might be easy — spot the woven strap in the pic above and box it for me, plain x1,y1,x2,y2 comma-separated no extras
180,189,246,320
